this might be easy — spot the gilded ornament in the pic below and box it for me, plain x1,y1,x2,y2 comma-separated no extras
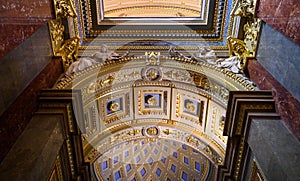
145,52,160,65
163,129,171,135
185,100,196,112
244,18,262,55
233,0,256,19
108,101,119,112
100,75,115,87
48,19,64,56
146,96,158,106
227,36,250,70
230,0,261,65
59,37,80,71
128,129,141,135
187,135,200,146
55,0,77,18
146,68,159,80
146,127,158,135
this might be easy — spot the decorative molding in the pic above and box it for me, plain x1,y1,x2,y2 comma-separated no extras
68,0,235,52
217,91,279,181
249,159,266,181
145,51,160,65
84,124,225,164
36,89,91,180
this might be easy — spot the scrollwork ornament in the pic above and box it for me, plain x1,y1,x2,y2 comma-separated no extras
49,19,64,56
54,0,77,18
59,37,80,71
244,18,262,55
227,36,251,70
233,0,257,19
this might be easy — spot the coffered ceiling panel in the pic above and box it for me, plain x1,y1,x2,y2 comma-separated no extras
69,0,236,54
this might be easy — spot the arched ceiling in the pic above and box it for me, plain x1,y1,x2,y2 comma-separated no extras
51,0,261,180
94,138,216,180
57,54,254,180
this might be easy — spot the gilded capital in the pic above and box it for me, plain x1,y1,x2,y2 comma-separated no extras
54,0,77,18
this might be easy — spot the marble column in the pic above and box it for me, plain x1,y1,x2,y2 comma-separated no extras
248,59,300,141
248,118,300,181
0,0,54,58
257,0,300,45
0,115,64,181
0,25,63,161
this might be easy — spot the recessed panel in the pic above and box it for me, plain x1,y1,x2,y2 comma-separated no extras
171,88,208,129
98,89,133,125
134,87,171,119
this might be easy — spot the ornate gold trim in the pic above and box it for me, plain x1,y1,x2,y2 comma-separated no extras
59,37,80,71
228,0,262,70
54,0,77,18
218,91,279,180
48,19,65,56
249,159,266,181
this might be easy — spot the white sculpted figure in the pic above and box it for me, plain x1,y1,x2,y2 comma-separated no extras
215,56,242,74
193,46,217,64
62,44,133,80
65,57,97,76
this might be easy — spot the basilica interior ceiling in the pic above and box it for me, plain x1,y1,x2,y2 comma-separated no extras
52,0,259,180
63,0,240,56
56,54,254,180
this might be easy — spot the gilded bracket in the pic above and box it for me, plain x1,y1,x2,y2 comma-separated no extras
228,0,261,70
59,37,80,71
227,36,250,70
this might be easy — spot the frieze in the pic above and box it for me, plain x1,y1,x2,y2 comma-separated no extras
56,55,255,93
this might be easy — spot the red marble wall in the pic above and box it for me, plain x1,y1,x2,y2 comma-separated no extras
257,0,300,45
247,59,300,141
0,58,62,162
0,0,54,58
